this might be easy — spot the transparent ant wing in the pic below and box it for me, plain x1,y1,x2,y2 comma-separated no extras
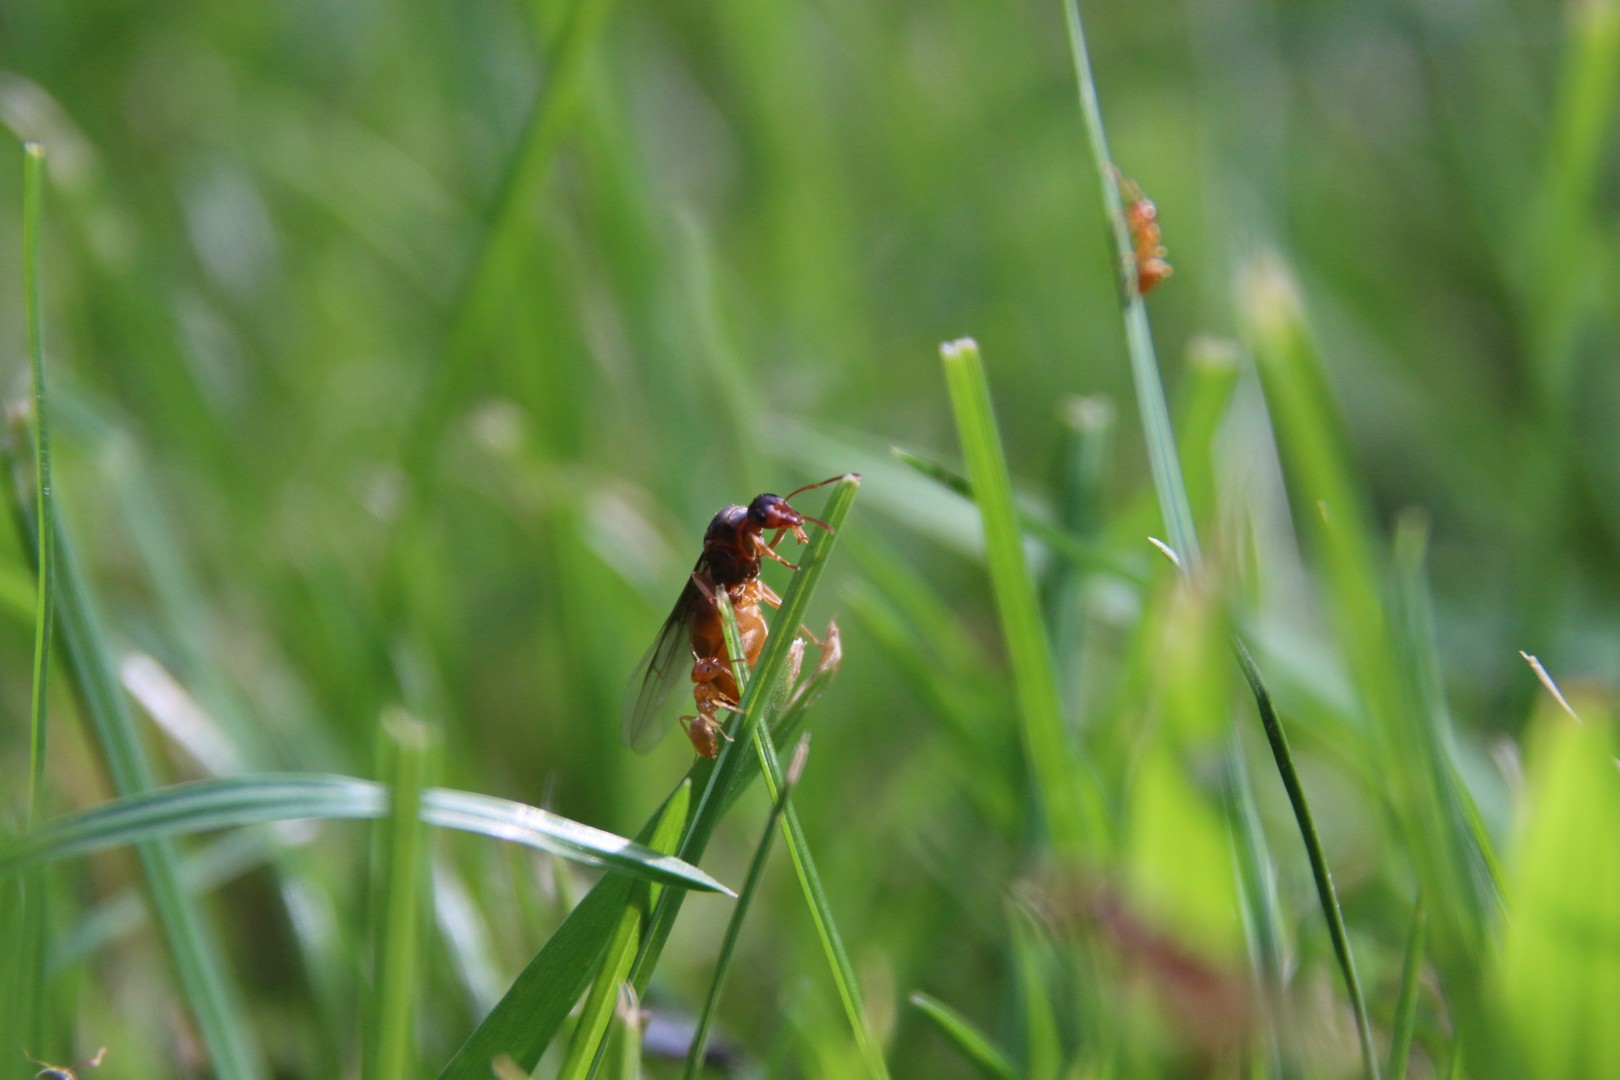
621,576,701,752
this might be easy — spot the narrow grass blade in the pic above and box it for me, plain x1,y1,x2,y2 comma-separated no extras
10,138,55,1066
1057,0,1199,569
1387,895,1426,1080
366,713,438,1080
940,338,1097,859
607,985,643,1080
1391,515,1504,906
1221,739,1289,1077
0,775,728,894
909,992,1020,1080
557,781,688,1080
22,140,55,830
1175,339,1242,529
1010,903,1062,1080
1243,258,1486,1057
1,171,267,1080
680,736,808,1080
1232,638,1374,1075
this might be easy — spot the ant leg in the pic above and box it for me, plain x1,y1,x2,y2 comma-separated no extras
756,581,783,610
691,572,720,603
756,533,802,571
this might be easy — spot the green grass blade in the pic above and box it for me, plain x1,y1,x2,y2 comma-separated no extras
1221,739,1290,1076
1010,903,1063,1080
908,992,1020,1080
7,135,55,1075
1492,702,1620,1077
366,713,438,1080
1057,0,1200,569
435,868,637,1078
1232,638,1374,1074
1391,515,1505,906
0,775,727,893
940,339,1097,859
419,789,727,892
22,140,55,830
681,736,807,1080
713,590,889,1078
1243,258,1486,1057
1387,895,1426,1080
559,781,688,1080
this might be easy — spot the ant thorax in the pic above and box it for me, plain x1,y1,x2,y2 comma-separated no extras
702,503,763,587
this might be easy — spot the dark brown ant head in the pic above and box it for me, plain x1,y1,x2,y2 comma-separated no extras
746,492,803,533
691,656,725,683
746,476,843,537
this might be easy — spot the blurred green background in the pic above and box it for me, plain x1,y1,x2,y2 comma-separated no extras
1,0,1617,1075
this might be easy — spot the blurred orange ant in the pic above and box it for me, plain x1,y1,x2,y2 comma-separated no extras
1114,168,1172,296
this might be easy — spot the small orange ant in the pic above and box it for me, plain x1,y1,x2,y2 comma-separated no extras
1114,168,1172,296
25,1047,105,1080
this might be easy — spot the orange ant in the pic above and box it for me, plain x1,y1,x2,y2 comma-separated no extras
623,477,848,756
1114,168,1172,296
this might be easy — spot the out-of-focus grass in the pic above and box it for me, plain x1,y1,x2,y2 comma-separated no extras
0,0,1616,1075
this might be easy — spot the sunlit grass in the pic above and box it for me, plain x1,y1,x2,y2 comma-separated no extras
1,0,1618,1075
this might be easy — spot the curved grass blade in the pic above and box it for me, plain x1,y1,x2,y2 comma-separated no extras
909,993,1019,1080
0,775,729,895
